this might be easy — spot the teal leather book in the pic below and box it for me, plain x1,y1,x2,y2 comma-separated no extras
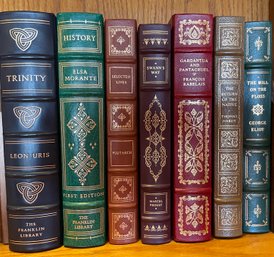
57,12,106,247
243,21,272,233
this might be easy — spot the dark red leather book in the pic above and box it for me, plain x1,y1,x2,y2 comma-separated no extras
105,19,138,244
139,24,171,244
171,14,213,242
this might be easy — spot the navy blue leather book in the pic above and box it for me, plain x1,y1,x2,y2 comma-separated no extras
0,11,61,252
243,21,272,233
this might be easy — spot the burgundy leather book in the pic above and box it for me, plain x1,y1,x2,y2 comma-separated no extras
171,14,213,242
139,24,171,244
105,19,138,244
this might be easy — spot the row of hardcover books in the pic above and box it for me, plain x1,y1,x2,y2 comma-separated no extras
0,11,272,252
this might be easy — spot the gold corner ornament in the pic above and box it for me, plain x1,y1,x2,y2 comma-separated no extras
67,103,97,186
143,95,167,183
9,28,38,51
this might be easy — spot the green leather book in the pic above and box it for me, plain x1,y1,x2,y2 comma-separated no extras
57,12,106,247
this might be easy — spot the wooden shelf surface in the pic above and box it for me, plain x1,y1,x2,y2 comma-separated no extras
2,233,274,257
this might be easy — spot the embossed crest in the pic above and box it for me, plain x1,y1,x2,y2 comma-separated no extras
9,28,38,51
13,106,42,129
16,181,44,204
143,95,167,182
178,19,211,45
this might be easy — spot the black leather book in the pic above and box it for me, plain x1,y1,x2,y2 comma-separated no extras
0,11,61,252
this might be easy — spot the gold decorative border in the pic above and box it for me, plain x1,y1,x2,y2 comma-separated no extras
58,24,102,53
64,208,104,237
144,192,168,215
109,139,135,168
108,66,134,95
142,57,168,84
244,193,268,227
59,61,102,89
178,195,210,236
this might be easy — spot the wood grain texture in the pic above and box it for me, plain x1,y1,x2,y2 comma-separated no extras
2,234,274,257
0,0,269,22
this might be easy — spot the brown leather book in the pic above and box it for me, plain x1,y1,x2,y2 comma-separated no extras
105,19,138,244
139,24,171,244
214,16,244,238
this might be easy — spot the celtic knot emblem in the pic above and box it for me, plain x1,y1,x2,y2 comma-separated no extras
13,106,42,129
9,28,38,51
16,182,44,204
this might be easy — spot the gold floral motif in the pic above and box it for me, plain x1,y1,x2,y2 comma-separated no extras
178,100,210,185
111,104,133,130
185,203,204,228
178,195,209,236
112,212,135,240
109,26,133,56
178,19,211,45
143,95,167,182
112,176,134,203
67,103,97,185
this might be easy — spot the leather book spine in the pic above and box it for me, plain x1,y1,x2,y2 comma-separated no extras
0,95,8,244
105,19,138,245
57,12,106,247
171,14,213,242
243,21,272,233
0,11,61,252
214,16,244,238
138,24,171,244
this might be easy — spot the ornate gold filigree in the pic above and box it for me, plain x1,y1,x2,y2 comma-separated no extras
67,103,97,185
220,206,240,226
112,176,134,203
111,104,133,130
177,100,210,185
109,26,133,56
178,19,211,45
112,212,135,240
178,195,209,236
143,95,167,182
